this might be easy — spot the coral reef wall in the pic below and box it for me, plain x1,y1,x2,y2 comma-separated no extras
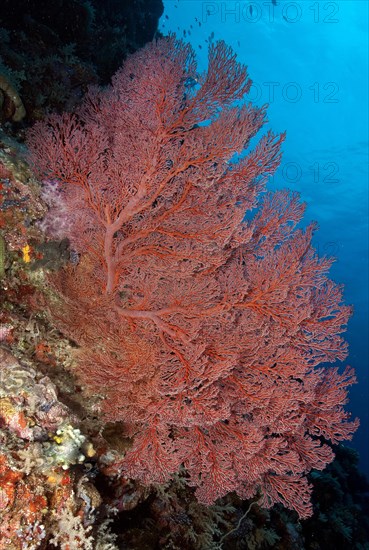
0,0,164,123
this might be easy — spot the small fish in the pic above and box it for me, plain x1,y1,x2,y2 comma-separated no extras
184,76,198,88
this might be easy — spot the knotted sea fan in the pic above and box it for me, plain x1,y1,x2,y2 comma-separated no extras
27,36,359,518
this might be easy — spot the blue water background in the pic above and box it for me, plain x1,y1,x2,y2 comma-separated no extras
160,0,369,476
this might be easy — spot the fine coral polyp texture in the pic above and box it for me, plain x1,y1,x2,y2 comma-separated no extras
26,36,358,518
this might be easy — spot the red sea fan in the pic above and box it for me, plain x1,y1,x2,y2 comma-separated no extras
26,36,359,518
